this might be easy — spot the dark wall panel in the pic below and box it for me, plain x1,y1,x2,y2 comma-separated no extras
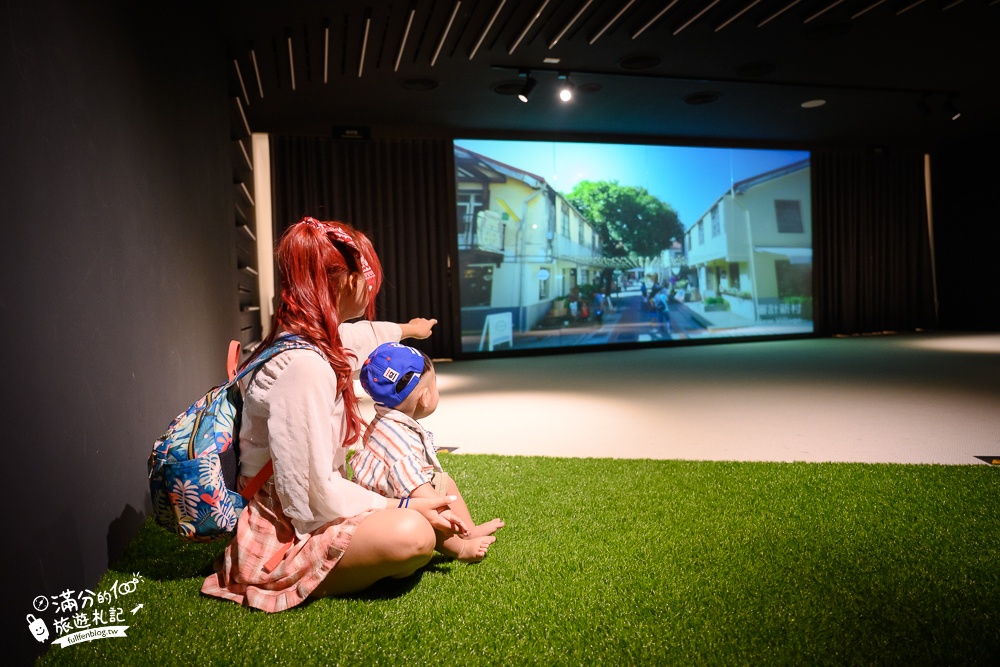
932,142,1000,332
0,1,234,662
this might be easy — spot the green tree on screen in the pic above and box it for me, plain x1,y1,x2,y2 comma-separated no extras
565,180,683,260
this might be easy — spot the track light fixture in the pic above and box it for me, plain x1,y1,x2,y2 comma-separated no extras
558,72,574,102
945,96,961,121
518,70,537,103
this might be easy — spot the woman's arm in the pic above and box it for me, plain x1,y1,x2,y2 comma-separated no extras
398,318,437,340
338,318,436,372
400,494,468,537
339,321,401,371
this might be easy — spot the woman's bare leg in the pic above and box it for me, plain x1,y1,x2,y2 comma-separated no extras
311,508,436,598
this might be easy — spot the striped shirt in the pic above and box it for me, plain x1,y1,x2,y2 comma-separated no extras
350,405,444,498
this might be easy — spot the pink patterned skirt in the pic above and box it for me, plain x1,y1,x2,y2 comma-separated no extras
201,481,376,612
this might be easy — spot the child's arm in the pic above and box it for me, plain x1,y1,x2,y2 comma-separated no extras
408,482,441,499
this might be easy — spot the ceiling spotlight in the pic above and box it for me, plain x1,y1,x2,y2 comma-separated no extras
558,72,574,102
518,74,537,103
945,97,961,121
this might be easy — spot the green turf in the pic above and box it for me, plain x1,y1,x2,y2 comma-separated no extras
38,456,999,666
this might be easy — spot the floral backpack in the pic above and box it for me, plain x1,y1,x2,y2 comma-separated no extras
147,335,317,542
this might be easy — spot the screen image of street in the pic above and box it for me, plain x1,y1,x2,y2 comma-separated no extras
455,139,813,353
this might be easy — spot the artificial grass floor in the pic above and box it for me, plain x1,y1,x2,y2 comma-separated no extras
38,455,999,666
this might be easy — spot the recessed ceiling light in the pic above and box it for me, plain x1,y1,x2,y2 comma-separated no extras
735,61,776,78
619,55,661,71
400,78,438,91
684,91,720,105
558,77,574,102
492,80,523,96
801,99,826,109
543,57,560,64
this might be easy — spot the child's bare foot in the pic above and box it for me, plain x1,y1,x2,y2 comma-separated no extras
457,535,496,563
470,518,505,538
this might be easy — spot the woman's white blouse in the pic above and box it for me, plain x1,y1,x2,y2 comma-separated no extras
238,321,401,537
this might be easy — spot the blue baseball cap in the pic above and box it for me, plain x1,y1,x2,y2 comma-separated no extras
360,342,424,408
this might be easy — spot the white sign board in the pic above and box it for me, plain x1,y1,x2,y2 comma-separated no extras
478,312,513,351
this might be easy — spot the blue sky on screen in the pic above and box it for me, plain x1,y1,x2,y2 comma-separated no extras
455,139,809,230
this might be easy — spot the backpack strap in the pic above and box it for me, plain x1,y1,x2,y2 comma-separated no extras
232,335,321,499
239,459,273,501
229,335,316,384
262,531,300,573
227,340,241,381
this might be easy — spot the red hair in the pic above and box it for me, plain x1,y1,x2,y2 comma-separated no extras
246,218,384,446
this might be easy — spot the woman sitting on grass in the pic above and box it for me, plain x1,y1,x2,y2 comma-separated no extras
201,218,467,611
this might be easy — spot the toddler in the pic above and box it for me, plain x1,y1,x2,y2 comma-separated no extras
351,342,504,562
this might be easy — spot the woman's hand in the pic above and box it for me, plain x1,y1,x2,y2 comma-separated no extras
399,318,437,340
405,495,469,537
437,508,471,538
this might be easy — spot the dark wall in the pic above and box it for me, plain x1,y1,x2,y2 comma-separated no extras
0,1,234,662
932,141,1000,332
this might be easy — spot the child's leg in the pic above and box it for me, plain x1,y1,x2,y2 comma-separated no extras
438,531,495,563
418,475,503,563
439,474,504,538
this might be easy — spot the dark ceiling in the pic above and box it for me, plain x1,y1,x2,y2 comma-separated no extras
218,0,999,152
